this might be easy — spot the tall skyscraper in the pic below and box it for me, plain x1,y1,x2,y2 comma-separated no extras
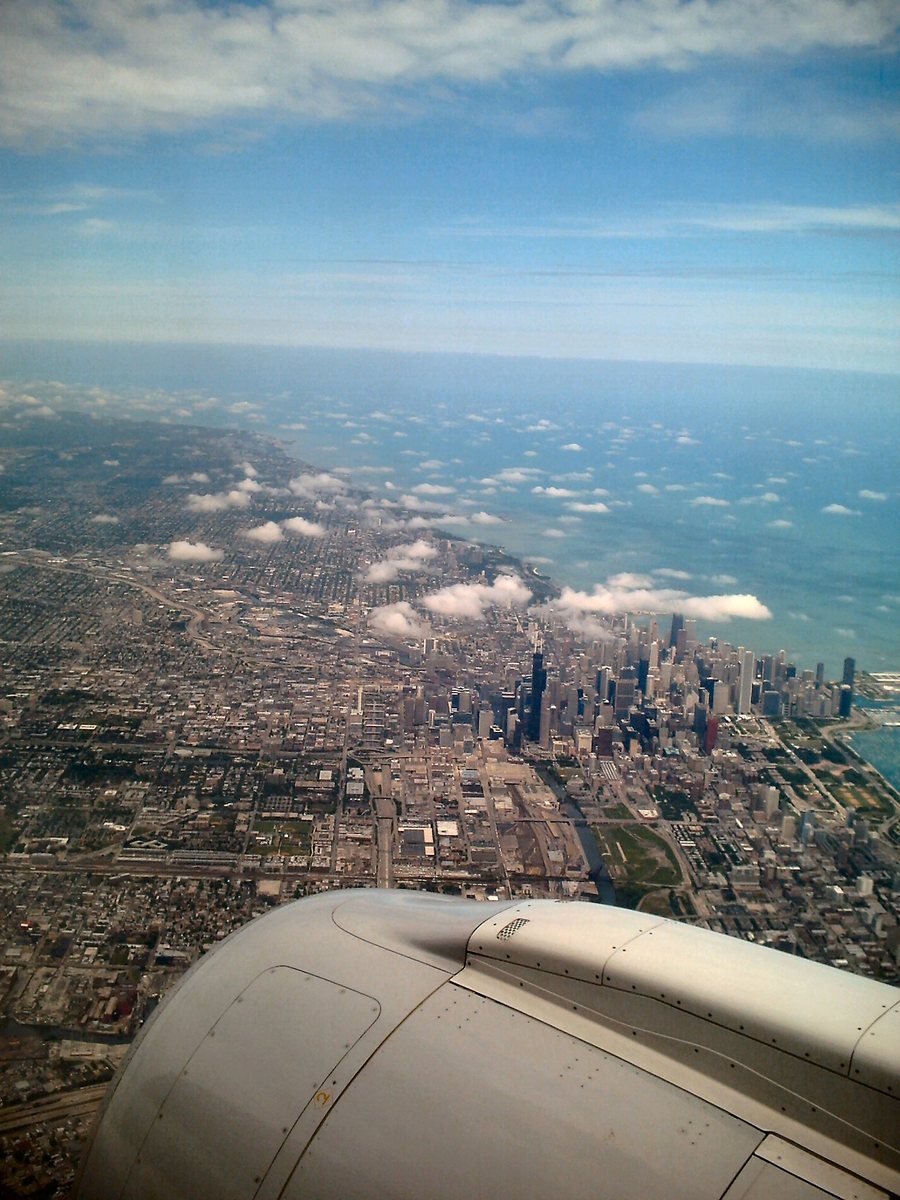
842,657,856,687
527,650,547,741
737,649,754,714
614,667,637,719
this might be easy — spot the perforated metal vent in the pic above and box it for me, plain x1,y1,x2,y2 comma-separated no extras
496,918,530,941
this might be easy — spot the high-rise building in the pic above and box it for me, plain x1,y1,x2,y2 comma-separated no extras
843,657,856,687
704,715,719,753
614,667,637,719
737,649,754,714
669,612,684,648
526,650,547,741
539,702,552,748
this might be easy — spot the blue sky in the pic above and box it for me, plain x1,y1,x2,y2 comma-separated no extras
1,0,898,371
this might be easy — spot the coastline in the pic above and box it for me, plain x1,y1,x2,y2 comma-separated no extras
841,725,900,797
1,344,898,677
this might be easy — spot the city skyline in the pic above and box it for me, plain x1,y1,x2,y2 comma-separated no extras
1,0,898,372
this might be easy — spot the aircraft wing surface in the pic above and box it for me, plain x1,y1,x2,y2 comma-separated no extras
75,889,899,1199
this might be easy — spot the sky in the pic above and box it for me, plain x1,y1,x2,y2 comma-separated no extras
0,0,898,373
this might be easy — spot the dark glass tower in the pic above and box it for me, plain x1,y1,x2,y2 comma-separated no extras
527,651,547,742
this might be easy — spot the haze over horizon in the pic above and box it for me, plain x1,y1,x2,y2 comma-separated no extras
1,0,898,373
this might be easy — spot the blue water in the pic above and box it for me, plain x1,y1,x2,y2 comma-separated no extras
846,726,900,793
1,340,898,680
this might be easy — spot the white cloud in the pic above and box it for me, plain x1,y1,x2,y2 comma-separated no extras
369,601,427,639
541,527,567,538
365,538,438,583
289,471,347,499
470,511,503,525
236,476,262,493
15,402,55,418
767,518,794,528
532,485,577,497
567,501,610,514
608,571,652,588
822,503,862,516
399,493,446,512
282,516,326,537
653,567,691,580
691,495,730,507
411,482,456,496
243,520,283,543
422,574,531,621
168,539,224,562
1,1,895,147
186,489,251,512
491,467,544,485
551,579,772,626
710,573,738,585
685,202,900,234
637,483,659,494
859,489,888,500
561,442,583,452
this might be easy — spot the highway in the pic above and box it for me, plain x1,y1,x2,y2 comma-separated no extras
0,1083,109,1135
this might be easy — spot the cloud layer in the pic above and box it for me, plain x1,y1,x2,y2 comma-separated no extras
242,520,283,544
551,574,772,629
186,489,251,513
369,600,427,639
168,539,223,562
422,574,532,620
282,516,326,537
365,538,438,583
4,0,895,146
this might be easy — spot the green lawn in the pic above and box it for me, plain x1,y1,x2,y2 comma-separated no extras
592,823,682,889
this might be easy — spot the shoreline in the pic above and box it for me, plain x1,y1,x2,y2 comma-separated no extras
840,726,900,799
1,348,896,678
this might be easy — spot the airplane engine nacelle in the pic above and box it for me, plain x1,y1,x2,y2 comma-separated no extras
76,889,900,1200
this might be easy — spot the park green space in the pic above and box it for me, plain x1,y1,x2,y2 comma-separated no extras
592,823,682,894
248,817,313,856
